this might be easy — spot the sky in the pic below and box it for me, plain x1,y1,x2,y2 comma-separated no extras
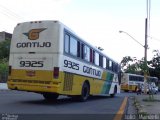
0,0,160,63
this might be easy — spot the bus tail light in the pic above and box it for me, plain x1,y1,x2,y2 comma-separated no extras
53,67,59,79
9,66,12,76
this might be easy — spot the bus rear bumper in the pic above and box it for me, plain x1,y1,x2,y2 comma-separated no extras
7,82,60,93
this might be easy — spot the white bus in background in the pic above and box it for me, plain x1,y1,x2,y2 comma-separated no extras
121,73,158,93
8,20,121,101
121,73,144,92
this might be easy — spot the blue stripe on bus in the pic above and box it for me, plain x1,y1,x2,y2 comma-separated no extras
101,72,113,94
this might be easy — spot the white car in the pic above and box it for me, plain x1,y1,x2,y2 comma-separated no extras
141,84,149,94
151,86,158,94
148,82,158,94
141,83,158,94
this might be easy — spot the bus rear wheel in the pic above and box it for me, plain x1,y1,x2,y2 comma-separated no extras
110,86,117,97
124,90,129,92
43,93,59,101
78,82,90,102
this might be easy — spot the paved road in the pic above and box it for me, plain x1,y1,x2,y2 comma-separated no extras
0,90,130,120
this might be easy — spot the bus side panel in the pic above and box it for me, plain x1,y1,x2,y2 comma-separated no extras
101,72,120,94
58,72,108,96
59,55,120,96
58,72,94,95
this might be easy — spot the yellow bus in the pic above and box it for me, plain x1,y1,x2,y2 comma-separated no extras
8,20,121,101
121,73,144,92
121,73,158,92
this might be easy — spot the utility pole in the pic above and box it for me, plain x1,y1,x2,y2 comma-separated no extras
144,0,150,94
144,18,148,94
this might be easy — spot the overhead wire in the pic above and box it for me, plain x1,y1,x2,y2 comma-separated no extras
148,36,160,42
146,0,160,45
0,4,26,32
0,4,25,22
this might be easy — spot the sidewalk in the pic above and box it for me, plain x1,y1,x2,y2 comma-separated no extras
124,91,160,120
0,83,8,90
135,94,160,115
124,93,160,120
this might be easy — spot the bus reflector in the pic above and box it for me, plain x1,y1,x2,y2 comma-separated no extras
53,67,59,79
9,66,12,75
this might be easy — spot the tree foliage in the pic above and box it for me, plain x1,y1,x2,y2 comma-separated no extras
148,50,160,79
120,56,144,74
0,40,10,75
0,58,8,74
121,50,160,79
0,40,10,60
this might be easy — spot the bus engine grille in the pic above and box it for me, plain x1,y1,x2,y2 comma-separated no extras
63,72,73,91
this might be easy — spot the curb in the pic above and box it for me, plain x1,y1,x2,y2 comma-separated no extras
0,88,10,91
113,97,128,120
0,88,9,91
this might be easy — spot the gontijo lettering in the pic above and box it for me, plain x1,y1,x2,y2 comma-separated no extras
83,65,101,77
16,42,51,48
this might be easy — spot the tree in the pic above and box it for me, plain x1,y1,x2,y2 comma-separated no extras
121,50,160,79
120,56,133,71
0,40,10,82
148,50,160,79
0,58,8,74
121,55,150,75
120,56,142,74
0,40,11,60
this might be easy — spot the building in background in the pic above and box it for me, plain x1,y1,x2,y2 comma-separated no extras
0,31,12,42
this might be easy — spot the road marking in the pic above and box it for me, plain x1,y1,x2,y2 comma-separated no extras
113,96,128,120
